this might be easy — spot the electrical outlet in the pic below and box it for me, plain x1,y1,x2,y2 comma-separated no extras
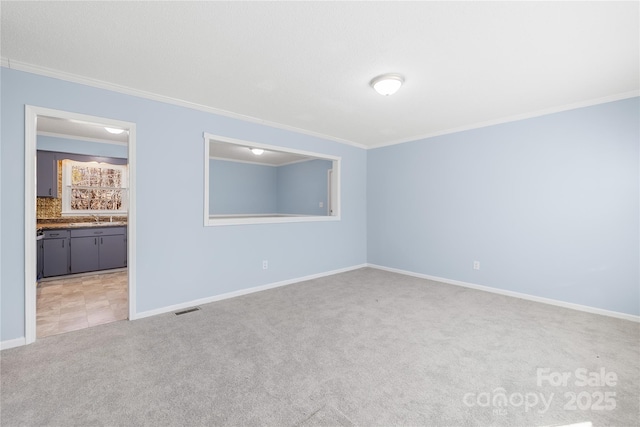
319,201,324,208
473,261,480,270
262,260,268,270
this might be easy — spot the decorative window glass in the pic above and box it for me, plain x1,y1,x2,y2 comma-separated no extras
62,160,128,215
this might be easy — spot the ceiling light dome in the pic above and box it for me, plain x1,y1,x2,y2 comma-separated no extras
370,73,404,96
250,148,264,156
105,127,125,135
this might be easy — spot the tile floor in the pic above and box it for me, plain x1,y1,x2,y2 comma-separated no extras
36,270,128,338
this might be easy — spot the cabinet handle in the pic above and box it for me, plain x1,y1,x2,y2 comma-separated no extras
95,238,97,245
94,231,103,235
48,188,52,195
50,233,59,237
62,240,64,248
101,237,103,244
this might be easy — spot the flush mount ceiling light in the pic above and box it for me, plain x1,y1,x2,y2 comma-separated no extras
250,148,264,156
104,127,125,135
370,73,404,96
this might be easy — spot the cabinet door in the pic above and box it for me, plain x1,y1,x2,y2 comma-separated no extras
99,235,126,270
37,151,58,198
70,236,100,274
43,238,69,277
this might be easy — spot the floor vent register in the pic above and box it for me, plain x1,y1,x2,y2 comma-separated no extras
174,307,200,316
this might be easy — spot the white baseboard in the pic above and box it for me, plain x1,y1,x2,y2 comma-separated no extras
367,264,640,323
133,264,368,320
1,337,26,350
9,262,632,350
3,264,366,349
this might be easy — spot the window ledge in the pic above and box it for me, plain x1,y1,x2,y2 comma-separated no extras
207,214,340,226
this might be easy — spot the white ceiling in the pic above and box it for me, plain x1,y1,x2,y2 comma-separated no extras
209,139,316,167
2,1,638,148
37,116,128,145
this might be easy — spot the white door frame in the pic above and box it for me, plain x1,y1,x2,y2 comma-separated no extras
24,105,137,344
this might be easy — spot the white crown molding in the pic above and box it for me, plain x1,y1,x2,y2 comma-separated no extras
209,155,315,167
4,58,637,151
370,90,640,149
1,58,367,150
209,155,278,167
37,131,128,146
367,264,640,323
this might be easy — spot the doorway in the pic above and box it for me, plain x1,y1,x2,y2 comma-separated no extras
25,106,137,344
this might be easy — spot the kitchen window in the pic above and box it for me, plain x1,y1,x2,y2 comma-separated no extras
61,160,128,216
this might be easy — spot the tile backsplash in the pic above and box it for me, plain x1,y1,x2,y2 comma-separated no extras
37,197,63,219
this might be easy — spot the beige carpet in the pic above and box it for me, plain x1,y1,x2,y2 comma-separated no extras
1,268,638,426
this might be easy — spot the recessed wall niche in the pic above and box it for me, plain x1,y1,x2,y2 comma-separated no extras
204,133,341,226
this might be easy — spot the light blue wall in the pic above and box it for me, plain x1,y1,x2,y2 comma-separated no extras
368,97,640,316
209,159,277,214
209,158,332,216
277,159,332,215
1,68,367,341
2,66,637,343
37,135,128,158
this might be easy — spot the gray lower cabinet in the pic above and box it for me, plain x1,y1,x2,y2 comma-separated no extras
70,227,126,274
70,236,101,273
99,234,127,270
42,230,70,277
41,226,126,277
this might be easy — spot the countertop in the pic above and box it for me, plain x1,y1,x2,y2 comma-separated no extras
37,221,127,231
